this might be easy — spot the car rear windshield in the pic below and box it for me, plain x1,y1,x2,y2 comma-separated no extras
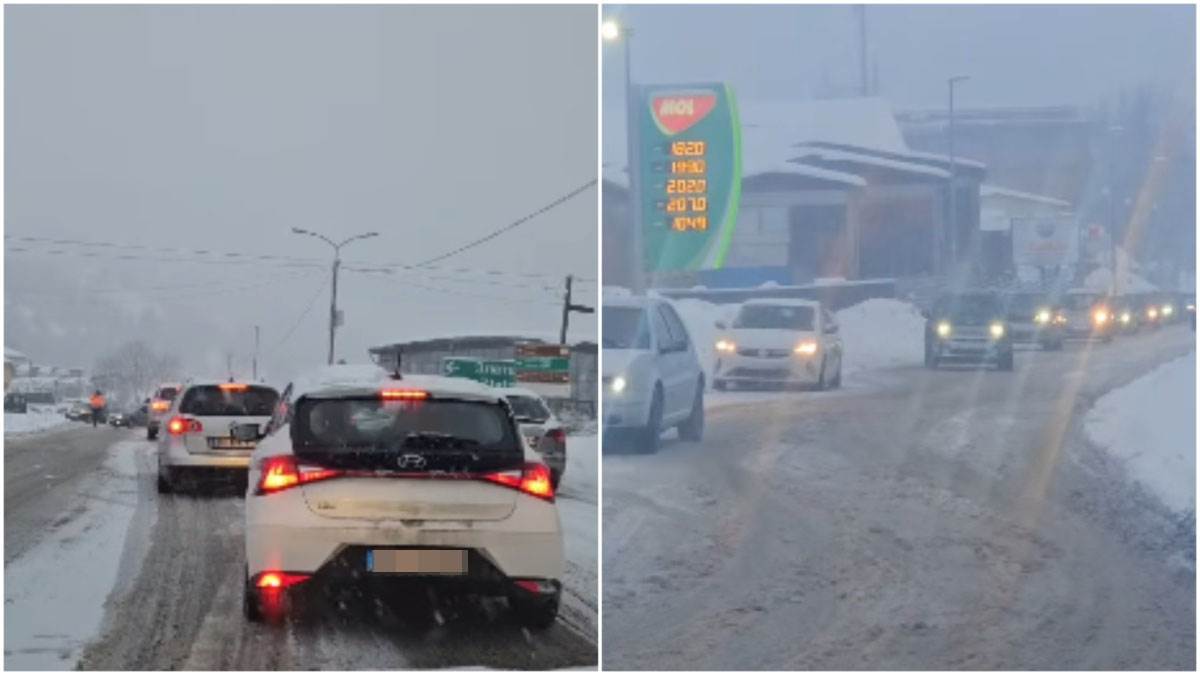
179,385,278,417
603,306,650,350
735,304,815,330
506,395,551,423
291,396,522,472
156,387,179,400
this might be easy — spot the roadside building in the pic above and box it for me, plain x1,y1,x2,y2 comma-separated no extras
979,185,1076,283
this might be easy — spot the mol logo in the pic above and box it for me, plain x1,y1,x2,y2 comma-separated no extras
651,92,718,135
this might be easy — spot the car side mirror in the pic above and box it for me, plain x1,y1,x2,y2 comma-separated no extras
714,320,727,330
231,422,262,442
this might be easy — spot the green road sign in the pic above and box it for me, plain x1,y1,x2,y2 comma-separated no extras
442,357,515,388
636,82,742,272
515,356,569,372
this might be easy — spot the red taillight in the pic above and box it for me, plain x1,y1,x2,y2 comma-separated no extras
380,389,429,400
255,455,342,495
254,571,311,589
546,428,567,445
167,416,202,435
219,382,248,392
484,462,555,502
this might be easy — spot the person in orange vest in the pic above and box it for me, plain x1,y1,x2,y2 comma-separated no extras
89,389,107,428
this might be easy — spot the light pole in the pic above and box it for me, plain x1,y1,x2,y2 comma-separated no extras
946,75,969,277
1106,124,1123,295
603,18,645,293
291,228,379,364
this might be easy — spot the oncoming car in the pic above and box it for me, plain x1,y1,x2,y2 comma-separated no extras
712,298,843,390
924,292,1014,371
1061,290,1115,342
242,366,563,629
497,387,567,489
1003,292,1066,349
601,295,704,454
156,381,279,493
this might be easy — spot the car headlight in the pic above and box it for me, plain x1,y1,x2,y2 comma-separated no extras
610,375,627,393
936,321,952,338
1162,304,1174,316
1120,312,1131,324
1093,309,1109,325
1147,307,1159,319
793,340,819,356
1034,309,1051,324
715,339,736,353
1053,313,1067,325
989,322,1005,339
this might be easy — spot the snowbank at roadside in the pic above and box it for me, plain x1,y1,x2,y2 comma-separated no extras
4,439,142,669
557,434,597,631
835,298,926,376
4,410,70,436
1085,352,1196,514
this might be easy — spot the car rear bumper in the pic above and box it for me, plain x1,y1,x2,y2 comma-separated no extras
161,441,253,469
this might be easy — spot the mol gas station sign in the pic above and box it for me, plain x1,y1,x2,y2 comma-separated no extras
636,83,741,272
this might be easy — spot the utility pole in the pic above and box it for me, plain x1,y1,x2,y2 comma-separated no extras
559,274,595,345
292,228,379,365
603,20,644,293
1107,124,1123,295
252,325,260,381
947,75,970,277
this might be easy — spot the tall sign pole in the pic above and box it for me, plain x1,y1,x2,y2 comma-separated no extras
622,32,645,293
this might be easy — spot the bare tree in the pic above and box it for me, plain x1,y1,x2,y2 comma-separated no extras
92,341,181,406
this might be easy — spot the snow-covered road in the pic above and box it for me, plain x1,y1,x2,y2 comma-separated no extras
4,427,597,669
603,324,1195,669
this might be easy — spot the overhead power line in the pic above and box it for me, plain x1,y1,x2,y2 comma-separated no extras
409,179,597,268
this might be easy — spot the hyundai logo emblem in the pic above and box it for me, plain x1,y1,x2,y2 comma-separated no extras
396,453,427,469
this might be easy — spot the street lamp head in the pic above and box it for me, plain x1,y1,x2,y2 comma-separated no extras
291,227,307,235
601,19,622,41
949,75,970,85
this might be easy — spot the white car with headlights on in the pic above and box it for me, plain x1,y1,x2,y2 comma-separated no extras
601,295,704,454
712,298,843,390
156,380,279,493
241,366,563,628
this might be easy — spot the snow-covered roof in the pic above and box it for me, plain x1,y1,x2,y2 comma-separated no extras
789,146,950,179
288,364,502,403
981,184,1071,208
753,162,867,187
741,297,821,308
4,347,30,363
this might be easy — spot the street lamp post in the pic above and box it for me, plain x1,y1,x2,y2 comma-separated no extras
946,75,969,277
291,228,379,365
603,19,644,293
1107,124,1123,295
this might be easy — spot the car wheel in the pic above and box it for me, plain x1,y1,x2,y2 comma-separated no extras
831,359,843,388
243,568,264,622
511,587,560,629
640,387,663,455
157,470,172,494
147,427,158,441
815,357,828,390
677,380,704,442
549,469,562,491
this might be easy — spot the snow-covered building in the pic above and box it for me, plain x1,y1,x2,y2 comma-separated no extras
979,185,1076,282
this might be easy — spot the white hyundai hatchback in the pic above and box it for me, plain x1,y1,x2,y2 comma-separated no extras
241,365,563,628
712,298,844,390
156,380,279,493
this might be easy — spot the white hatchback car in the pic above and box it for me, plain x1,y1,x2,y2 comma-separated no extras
242,365,563,628
601,295,705,454
496,387,567,489
713,298,844,390
156,380,279,493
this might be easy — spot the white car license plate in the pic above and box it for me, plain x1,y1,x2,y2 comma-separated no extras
207,437,256,450
367,549,467,575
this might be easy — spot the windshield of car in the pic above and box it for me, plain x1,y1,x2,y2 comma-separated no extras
1065,294,1102,310
734,304,815,330
178,385,278,417
506,395,551,423
291,396,522,472
603,306,651,349
934,295,1004,322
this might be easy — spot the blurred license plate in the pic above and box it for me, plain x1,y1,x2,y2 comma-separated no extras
207,437,256,450
367,549,467,575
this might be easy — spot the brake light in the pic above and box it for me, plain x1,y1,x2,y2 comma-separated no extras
254,571,311,589
151,400,170,412
219,382,248,392
546,428,567,445
380,389,429,400
255,455,342,495
484,462,554,501
167,416,202,435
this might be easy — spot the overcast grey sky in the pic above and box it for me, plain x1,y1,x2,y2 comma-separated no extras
5,5,597,383
602,4,1195,162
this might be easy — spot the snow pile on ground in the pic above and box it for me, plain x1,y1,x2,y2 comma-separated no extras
4,410,70,436
835,298,926,376
670,298,739,382
1085,352,1196,515
4,440,142,669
